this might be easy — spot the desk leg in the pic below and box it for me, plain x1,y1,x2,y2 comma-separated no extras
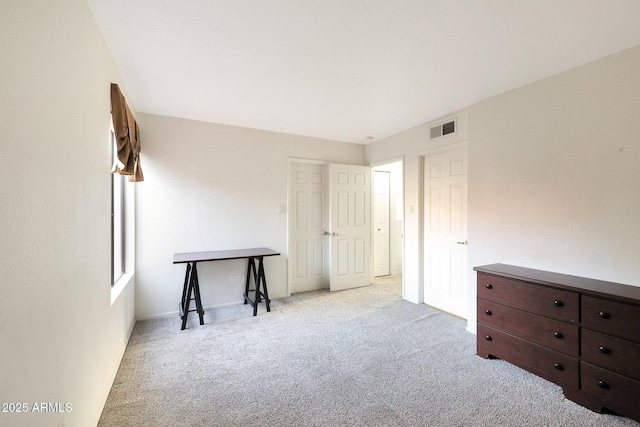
191,262,205,326
256,256,271,314
244,259,254,305
251,258,260,316
242,256,271,316
251,258,261,303
181,263,194,330
180,263,192,319
180,262,205,330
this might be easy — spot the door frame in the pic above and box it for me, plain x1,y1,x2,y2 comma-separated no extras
369,157,405,297
418,141,468,308
288,157,406,297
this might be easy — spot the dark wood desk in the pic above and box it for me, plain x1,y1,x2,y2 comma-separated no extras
173,248,280,330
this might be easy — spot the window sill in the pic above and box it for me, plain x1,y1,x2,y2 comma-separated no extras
111,272,134,306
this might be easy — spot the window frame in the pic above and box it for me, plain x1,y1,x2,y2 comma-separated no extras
110,125,126,286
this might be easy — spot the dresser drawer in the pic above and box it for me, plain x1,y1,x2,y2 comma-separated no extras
478,299,578,356
477,273,579,323
581,362,640,420
477,324,578,390
582,296,640,342
582,329,640,381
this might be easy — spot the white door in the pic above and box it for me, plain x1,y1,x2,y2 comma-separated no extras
423,148,468,318
288,162,329,293
329,163,371,291
373,171,390,277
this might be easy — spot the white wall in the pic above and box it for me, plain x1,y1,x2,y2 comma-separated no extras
367,44,640,334
0,1,136,426
467,44,640,332
366,113,469,303
135,113,365,319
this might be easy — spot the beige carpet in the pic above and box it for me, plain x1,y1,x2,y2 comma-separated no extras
99,280,639,426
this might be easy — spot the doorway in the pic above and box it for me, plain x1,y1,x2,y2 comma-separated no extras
287,160,372,294
373,170,390,277
371,160,404,284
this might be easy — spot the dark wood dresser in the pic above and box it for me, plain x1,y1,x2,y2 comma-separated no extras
475,263,640,423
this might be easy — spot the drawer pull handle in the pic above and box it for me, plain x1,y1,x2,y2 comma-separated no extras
554,363,564,371
599,346,610,354
598,380,610,390
554,300,564,307
485,335,492,341
485,310,492,316
553,332,563,339
599,311,610,319
485,284,493,289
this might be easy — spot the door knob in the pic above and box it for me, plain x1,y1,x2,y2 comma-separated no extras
322,231,331,236
457,241,468,245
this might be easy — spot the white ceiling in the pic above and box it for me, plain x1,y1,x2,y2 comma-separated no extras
87,0,640,144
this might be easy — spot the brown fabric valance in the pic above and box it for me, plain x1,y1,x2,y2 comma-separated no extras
110,83,144,182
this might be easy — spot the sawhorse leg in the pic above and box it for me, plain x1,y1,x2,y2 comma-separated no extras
180,261,205,330
243,256,271,316
256,256,271,314
244,258,256,305
180,263,192,319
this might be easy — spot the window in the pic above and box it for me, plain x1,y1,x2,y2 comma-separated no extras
111,126,126,285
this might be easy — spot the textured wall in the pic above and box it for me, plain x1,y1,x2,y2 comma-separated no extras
366,112,469,304
135,113,365,319
0,1,137,426
467,45,640,332
367,45,640,334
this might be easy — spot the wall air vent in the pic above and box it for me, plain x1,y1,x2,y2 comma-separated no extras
429,119,456,139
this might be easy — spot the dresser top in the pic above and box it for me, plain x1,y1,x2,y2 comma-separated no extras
474,263,640,304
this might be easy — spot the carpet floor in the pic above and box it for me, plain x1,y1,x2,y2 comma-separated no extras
98,279,639,426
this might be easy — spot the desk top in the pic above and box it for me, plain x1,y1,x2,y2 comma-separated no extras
173,247,280,264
